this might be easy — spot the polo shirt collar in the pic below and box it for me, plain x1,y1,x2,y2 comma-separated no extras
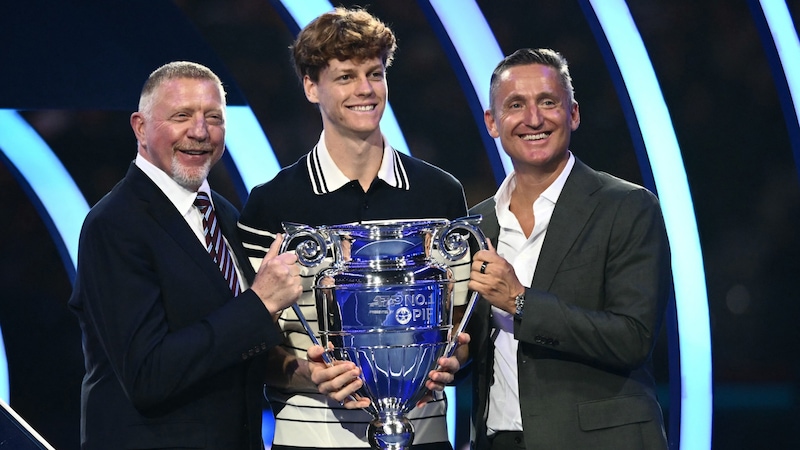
306,131,410,195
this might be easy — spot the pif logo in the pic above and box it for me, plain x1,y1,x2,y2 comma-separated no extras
395,307,412,324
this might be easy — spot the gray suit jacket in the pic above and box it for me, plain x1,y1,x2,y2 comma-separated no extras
467,158,670,449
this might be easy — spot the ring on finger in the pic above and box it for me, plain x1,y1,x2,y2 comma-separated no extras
480,261,489,274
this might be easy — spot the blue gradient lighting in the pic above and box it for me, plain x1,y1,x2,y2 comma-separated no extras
0,110,89,271
760,0,800,125
278,0,410,156
757,0,800,175
427,0,510,176
225,106,282,191
588,1,713,449
0,331,7,403
277,0,335,27
0,109,92,405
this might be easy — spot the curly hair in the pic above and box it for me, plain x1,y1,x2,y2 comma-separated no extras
290,7,397,82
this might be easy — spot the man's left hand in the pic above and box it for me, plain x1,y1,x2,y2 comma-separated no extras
417,331,470,408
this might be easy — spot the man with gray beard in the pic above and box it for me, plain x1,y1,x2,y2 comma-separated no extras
69,61,303,450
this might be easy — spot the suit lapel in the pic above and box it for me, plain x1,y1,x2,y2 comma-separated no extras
531,159,602,290
125,164,240,298
470,159,603,290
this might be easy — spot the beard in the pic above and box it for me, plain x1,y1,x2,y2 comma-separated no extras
170,153,213,191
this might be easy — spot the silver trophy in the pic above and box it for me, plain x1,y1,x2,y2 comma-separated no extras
280,216,487,450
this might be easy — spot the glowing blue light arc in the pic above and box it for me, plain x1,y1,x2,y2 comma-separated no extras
225,105,282,192
587,1,713,449
0,333,7,403
760,0,800,124
0,109,92,404
427,0,510,176
756,0,800,174
0,110,90,271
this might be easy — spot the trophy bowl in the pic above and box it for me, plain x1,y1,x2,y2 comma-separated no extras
281,217,486,450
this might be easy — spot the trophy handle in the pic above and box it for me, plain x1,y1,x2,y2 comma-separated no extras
280,223,334,366
435,215,488,359
281,222,329,267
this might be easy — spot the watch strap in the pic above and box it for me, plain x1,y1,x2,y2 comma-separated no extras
514,292,525,317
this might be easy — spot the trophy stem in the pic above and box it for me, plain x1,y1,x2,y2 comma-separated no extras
367,411,414,450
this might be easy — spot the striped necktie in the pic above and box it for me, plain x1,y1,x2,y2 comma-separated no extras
194,192,240,296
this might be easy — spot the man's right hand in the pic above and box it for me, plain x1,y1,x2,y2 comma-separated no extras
251,233,302,314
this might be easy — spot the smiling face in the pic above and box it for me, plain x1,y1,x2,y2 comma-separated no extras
485,63,580,174
304,57,387,143
131,77,226,191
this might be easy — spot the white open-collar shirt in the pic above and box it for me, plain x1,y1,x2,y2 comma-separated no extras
487,152,575,434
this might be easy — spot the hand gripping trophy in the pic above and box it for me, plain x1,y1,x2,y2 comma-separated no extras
281,216,487,450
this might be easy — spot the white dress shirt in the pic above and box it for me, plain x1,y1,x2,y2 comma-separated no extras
486,152,575,434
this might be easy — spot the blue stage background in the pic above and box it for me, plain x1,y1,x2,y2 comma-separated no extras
1,1,799,449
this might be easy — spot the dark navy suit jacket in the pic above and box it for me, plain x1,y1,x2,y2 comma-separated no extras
69,163,283,449
467,159,670,450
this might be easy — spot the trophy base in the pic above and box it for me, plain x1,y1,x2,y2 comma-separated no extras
367,414,414,450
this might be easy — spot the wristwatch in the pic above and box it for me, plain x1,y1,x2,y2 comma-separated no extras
514,291,525,317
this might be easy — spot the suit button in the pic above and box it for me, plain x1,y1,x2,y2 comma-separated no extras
241,353,248,360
